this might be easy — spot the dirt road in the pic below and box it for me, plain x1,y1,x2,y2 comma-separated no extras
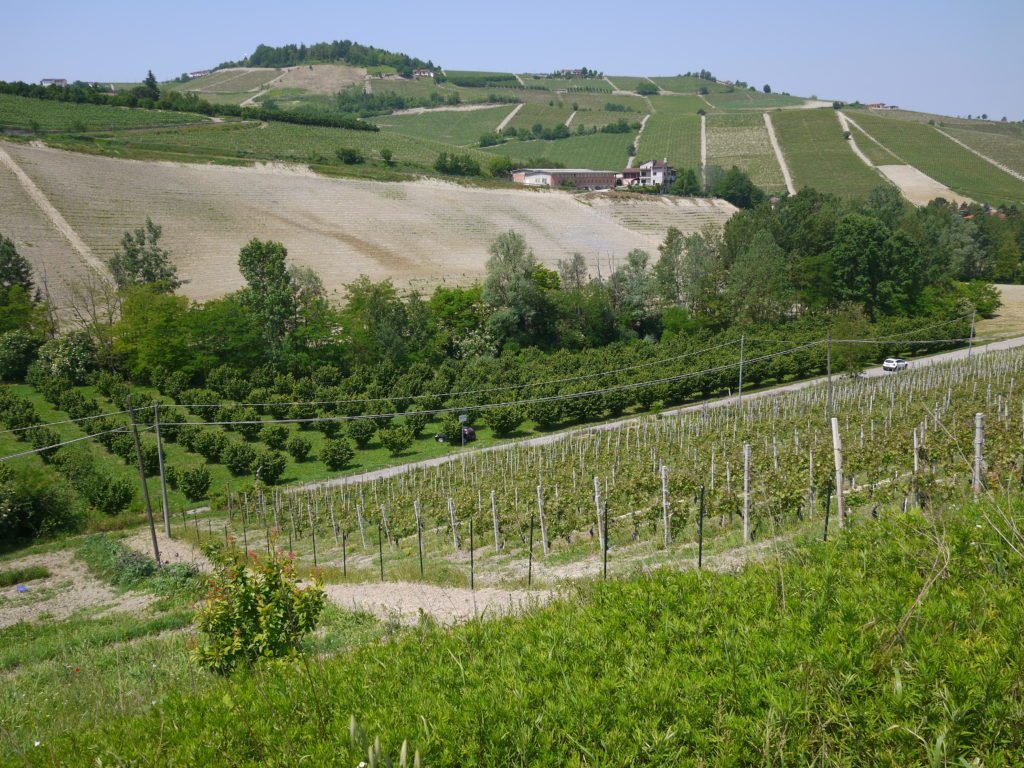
762,112,796,195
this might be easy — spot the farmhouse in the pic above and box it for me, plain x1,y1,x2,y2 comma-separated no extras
511,168,618,190
188,70,211,79
40,78,67,87
867,103,899,110
412,69,435,78
616,159,676,191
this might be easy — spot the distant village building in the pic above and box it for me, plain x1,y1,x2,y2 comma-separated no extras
511,159,676,192
188,70,211,79
411,69,435,78
40,78,67,87
866,103,899,110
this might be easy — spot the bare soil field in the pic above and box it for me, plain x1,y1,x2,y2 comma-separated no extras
0,550,154,629
1,142,737,302
977,284,1024,340
875,164,973,206
273,64,367,94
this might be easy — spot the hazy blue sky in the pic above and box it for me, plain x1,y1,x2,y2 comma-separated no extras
3,0,1021,119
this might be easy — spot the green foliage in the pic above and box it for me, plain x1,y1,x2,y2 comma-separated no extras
321,438,355,471
711,166,766,209
346,419,376,448
0,461,83,542
336,147,365,164
178,464,212,502
634,81,658,95
78,533,199,594
434,151,481,176
483,405,524,436
377,424,413,456
107,218,181,292
252,448,286,485
0,234,35,295
260,424,290,450
286,434,312,461
29,332,95,385
237,239,297,354
222,441,257,476
0,329,41,381
0,564,49,587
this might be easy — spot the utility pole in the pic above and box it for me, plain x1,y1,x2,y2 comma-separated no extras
826,331,833,418
737,334,745,404
128,396,161,566
968,310,976,359
153,403,171,537
830,417,845,529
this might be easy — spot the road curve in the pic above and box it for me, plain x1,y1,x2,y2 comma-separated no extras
291,334,1024,494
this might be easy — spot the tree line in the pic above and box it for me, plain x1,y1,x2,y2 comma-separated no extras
222,39,436,75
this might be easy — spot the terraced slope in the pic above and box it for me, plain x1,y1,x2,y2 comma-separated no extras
1,141,735,303
771,109,885,198
851,111,1024,206
705,112,786,193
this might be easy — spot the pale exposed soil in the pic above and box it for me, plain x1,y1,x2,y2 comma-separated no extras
875,164,973,206
122,531,213,572
762,112,796,195
272,64,367,95
496,102,523,132
0,550,154,629
322,581,548,625
1,141,735,304
977,284,1024,340
389,103,513,116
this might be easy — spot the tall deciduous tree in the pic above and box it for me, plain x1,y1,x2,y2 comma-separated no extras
653,227,685,305
0,235,35,295
729,231,792,324
482,230,544,340
237,239,296,353
107,219,180,292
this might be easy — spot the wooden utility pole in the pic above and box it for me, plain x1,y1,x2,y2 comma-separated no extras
826,331,833,418
153,403,171,537
128,397,160,566
968,310,976,359
490,490,501,551
737,334,745,404
830,417,845,528
660,464,671,547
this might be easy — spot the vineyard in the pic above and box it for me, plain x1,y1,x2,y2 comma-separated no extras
0,94,207,132
155,337,1019,589
705,111,787,193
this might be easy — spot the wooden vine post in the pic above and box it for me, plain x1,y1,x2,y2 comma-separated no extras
447,497,460,550
128,396,161,566
490,490,501,551
742,442,751,543
153,403,171,537
660,464,671,547
830,417,845,529
593,475,604,552
536,484,549,555
973,412,984,497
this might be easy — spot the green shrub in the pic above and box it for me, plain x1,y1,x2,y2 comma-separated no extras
286,435,312,462
253,448,286,485
233,407,263,441
179,464,212,502
193,430,228,462
222,441,256,476
436,413,463,443
346,419,376,448
0,565,50,587
0,329,41,381
336,147,365,164
377,424,413,456
404,411,430,437
260,424,289,450
30,331,96,384
483,406,523,436
0,462,83,542
321,438,355,471
192,551,326,674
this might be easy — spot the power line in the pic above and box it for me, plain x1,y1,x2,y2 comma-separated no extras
0,407,132,438
0,426,136,462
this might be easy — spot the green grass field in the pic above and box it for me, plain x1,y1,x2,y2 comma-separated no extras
605,75,650,92
483,132,632,170
772,108,887,198
650,76,733,94
851,111,1024,206
508,102,575,131
647,94,711,116
372,105,515,146
571,110,643,130
938,125,1024,177
706,112,786,193
173,69,279,94
518,77,612,93
637,113,701,170
60,121,492,174
845,118,901,165
705,90,806,110
0,94,207,132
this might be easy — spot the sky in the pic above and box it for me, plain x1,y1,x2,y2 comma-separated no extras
3,0,1022,120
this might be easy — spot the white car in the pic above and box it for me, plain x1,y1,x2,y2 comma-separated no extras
882,357,908,372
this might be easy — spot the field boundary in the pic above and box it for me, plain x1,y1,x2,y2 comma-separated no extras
763,112,795,194
496,103,523,132
627,114,651,168
700,114,707,187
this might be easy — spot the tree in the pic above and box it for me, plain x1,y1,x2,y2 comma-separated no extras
829,214,892,318
321,438,355,470
712,167,766,209
670,169,701,196
653,227,685,305
237,239,297,353
483,406,523,436
380,147,394,166
179,464,212,501
107,219,181,292
557,253,588,291
0,235,34,295
482,231,545,341
763,84,771,94
142,70,160,101
252,448,286,484
346,419,376,448
488,155,515,178
728,231,793,324
286,435,312,461
608,249,656,333
680,228,727,323
378,425,413,456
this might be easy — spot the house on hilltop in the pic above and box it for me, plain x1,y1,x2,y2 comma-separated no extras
188,70,211,79
617,159,676,191
40,78,67,86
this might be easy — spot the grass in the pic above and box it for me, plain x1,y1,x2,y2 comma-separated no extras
23,502,1024,765
649,75,733,94
507,101,575,131
705,90,806,110
846,118,901,165
53,120,493,176
939,125,1024,177
519,78,612,93
647,94,709,116
0,94,206,132
0,565,50,587
372,104,515,146
705,112,787,193
605,75,650,92
638,112,701,170
851,111,1024,206
772,108,888,198
482,132,632,170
